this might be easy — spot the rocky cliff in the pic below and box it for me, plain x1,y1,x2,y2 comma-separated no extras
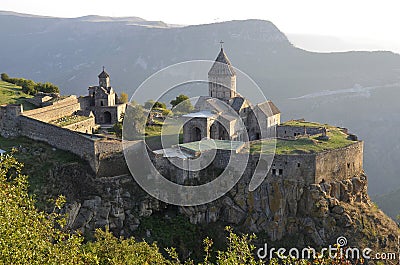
40,158,399,260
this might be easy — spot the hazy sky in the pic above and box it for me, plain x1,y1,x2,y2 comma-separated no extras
2,0,400,52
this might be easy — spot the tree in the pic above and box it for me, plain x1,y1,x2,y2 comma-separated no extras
153,101,167,109
145,100,167,110
144,99,156,110
119,92,129,104
35,82,60,93
0,152,86,264
1,73,60,94
113,122,123,138
122,103,147,139
1,73,9,82
170,94,194,114
21,79,36,95
0,153,174,264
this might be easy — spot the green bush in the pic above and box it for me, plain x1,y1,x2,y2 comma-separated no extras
0,73,59,94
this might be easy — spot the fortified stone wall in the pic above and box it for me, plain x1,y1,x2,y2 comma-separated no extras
0,104,23,137
150,141,362,188
94,139,127,177
18,115,97,170
23,96,80,122
277,125,325,138
315,141,363,183
95,139,124,158
211,151,317,185
63,117,96,134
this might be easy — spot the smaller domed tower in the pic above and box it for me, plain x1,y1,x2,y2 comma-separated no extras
98,66,110,88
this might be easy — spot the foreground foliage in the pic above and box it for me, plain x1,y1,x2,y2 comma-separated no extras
0,153,365,264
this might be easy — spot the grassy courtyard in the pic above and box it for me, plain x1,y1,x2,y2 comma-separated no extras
250,127,357,155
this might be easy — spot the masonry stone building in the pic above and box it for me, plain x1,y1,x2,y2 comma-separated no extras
182,47,280,143
80,68,126,125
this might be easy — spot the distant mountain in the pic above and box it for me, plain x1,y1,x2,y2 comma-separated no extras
374,189,400,220
286,33,386,52
1,11,400,202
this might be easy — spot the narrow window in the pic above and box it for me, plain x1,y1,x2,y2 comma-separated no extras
272,169,276,175
297,163,301,168
101,101,104,106
279,169,283,175
347,163,350,169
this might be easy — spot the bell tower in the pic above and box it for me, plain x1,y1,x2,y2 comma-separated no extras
208,42,237,102
98,66,110,88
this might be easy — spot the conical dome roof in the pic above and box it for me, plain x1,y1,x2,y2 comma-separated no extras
98,67,110,78
208,48,236,76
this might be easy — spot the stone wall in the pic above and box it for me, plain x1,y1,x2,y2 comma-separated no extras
23,96,81,122
315,141,363,183
0,104,23,137
17,115,129,175
269,153,316,184
151,141,363,189
277,125,325,138
94,139,128,177
18,115,97,169
63,117,96,134
95,139,124,158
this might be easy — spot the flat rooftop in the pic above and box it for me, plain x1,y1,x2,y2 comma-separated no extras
179,139,245,154
183,110,216,118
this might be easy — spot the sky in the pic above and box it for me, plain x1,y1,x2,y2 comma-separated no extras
2,0,400,53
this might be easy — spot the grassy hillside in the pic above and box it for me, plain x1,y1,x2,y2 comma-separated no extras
0,80,35,109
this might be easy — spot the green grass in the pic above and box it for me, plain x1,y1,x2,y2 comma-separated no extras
281,120,331,128
250,128,356,155
145,124,163,137
145,119,184,150
0,80,36,110
49,115,91,127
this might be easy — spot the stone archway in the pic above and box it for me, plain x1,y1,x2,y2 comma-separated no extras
211,121,229,140
104,111,112,124
191,127,202,142
210,123,218,139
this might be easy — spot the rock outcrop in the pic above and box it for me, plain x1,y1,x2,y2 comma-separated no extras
40,160,398,258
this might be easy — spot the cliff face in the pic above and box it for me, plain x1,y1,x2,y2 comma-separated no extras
179,168,398,253
49,157,399,257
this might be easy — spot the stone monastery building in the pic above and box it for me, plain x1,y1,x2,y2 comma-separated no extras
183,47,281,143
